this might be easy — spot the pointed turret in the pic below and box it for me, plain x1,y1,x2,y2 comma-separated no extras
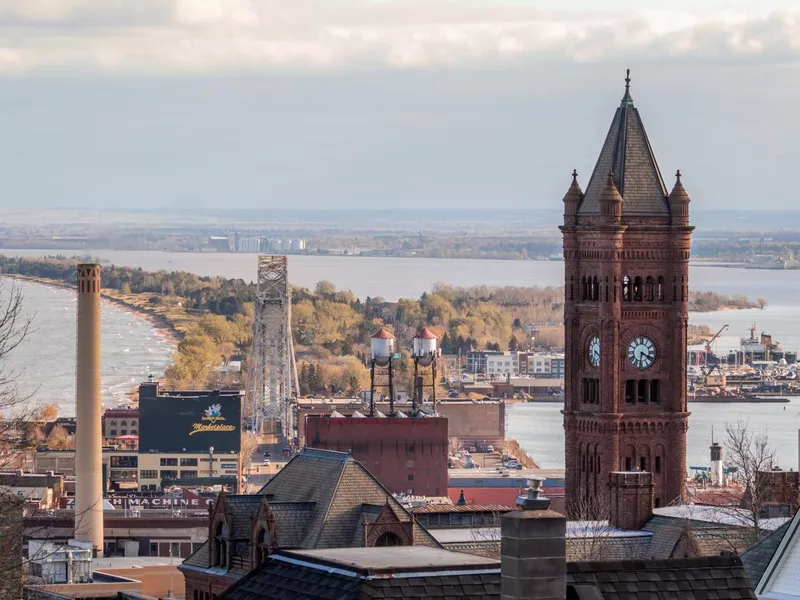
579,70,669,217
599,171,623,223
668,170,690,227
563,169,583,225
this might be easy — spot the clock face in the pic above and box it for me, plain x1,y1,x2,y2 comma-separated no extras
628,336,656,369
588,336,600,367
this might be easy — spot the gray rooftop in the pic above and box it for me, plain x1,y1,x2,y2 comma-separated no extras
286,546,498,573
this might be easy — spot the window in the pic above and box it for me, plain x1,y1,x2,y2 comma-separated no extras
110,429,117,436
110,455,138,468
131,429,138,434
655,456,662,474
640,457,647,472
120,430,127,435
140,470,158,479
170,543,180,558
655,497,662,508
625,380,635,404
622,276,631,302
160,470,178,480
650,380,661,403
110,420,117,426
407,473,414,481
657,277,665,301
160,458,178,466
149,542,158,556
375,532,402,547
131,420,138,426
637,380,647,403
181,470,198,479
633,276,643,302
180,458,198,467
645,277,654,301
625,457,632,471
120,420,127,426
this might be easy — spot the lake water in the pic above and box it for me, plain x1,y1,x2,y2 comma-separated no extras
4,280,173,417
507,400,800,472
4,249,800,466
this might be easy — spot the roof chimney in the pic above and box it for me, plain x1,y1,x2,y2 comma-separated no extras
501,477,566,600
608,471,654,530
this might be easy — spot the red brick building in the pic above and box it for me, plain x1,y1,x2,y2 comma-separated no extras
561,72,692,511
305,415,448,496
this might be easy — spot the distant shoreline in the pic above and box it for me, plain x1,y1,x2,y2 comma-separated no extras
7,274,182,349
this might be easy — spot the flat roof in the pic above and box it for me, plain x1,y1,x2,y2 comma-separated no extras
94,556,184,569
654,505,790,531
282,547,499,574
431,523,651,544
448,467,565,480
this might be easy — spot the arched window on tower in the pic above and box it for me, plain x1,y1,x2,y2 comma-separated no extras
570,276,574,301
633,277,643,302
581,276,588,301
673,277,678,301
254,528,269,568
681,276,686,301
622,276,631,302
605,277,609,302
375,532,402,547
592,277,599,301
657,277,664,302
645,277,654,302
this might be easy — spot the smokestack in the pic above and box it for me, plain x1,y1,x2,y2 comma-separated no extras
74,264,104,556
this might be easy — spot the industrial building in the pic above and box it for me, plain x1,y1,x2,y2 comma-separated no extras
305,414,448,496
36,381,244,492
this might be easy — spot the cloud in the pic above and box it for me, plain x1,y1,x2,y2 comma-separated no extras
0,0,797,73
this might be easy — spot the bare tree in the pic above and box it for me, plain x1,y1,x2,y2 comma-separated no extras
723,418,778,549
566,491,618,562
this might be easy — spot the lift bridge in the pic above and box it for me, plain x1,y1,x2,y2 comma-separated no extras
244,256,299,441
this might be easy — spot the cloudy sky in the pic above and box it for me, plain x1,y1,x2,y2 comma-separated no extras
0,0,799,212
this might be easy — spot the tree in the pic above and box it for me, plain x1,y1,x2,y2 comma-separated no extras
45,424,73,450
722,418,778,549
314,280,337,297
757,297,768,310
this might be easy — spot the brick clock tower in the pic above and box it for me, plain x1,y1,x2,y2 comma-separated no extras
561,72,693,511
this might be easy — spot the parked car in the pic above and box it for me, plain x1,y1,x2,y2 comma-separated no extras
263,459,271,466
468,446,477,453
487,445,495,453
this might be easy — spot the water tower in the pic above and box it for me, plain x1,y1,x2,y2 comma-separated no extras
369,328,395,416
412,327,440,413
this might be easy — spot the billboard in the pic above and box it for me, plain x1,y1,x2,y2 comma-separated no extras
140,394,242,453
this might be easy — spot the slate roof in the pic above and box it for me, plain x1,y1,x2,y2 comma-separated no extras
578,73,670,217
181,448,439,576
218,547,500,600
566,555,757,600
217,547,758,600
741,519,791,588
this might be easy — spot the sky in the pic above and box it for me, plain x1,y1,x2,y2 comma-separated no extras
1,0,800,212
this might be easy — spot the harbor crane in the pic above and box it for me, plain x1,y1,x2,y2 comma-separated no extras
705,324,729,357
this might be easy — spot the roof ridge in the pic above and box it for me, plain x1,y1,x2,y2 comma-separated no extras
312,453,352,548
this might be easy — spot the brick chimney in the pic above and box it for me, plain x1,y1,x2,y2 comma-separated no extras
501,478,566,600
608,471,654,530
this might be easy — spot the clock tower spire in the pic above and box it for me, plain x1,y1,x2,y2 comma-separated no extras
560,71,693,513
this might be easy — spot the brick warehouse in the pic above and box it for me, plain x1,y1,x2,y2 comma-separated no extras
305,415,448,496
560,71,692,511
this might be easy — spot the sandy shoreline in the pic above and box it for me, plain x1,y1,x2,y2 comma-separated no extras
8,274,182,348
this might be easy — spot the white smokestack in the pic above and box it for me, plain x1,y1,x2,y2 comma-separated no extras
74,264,104,556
